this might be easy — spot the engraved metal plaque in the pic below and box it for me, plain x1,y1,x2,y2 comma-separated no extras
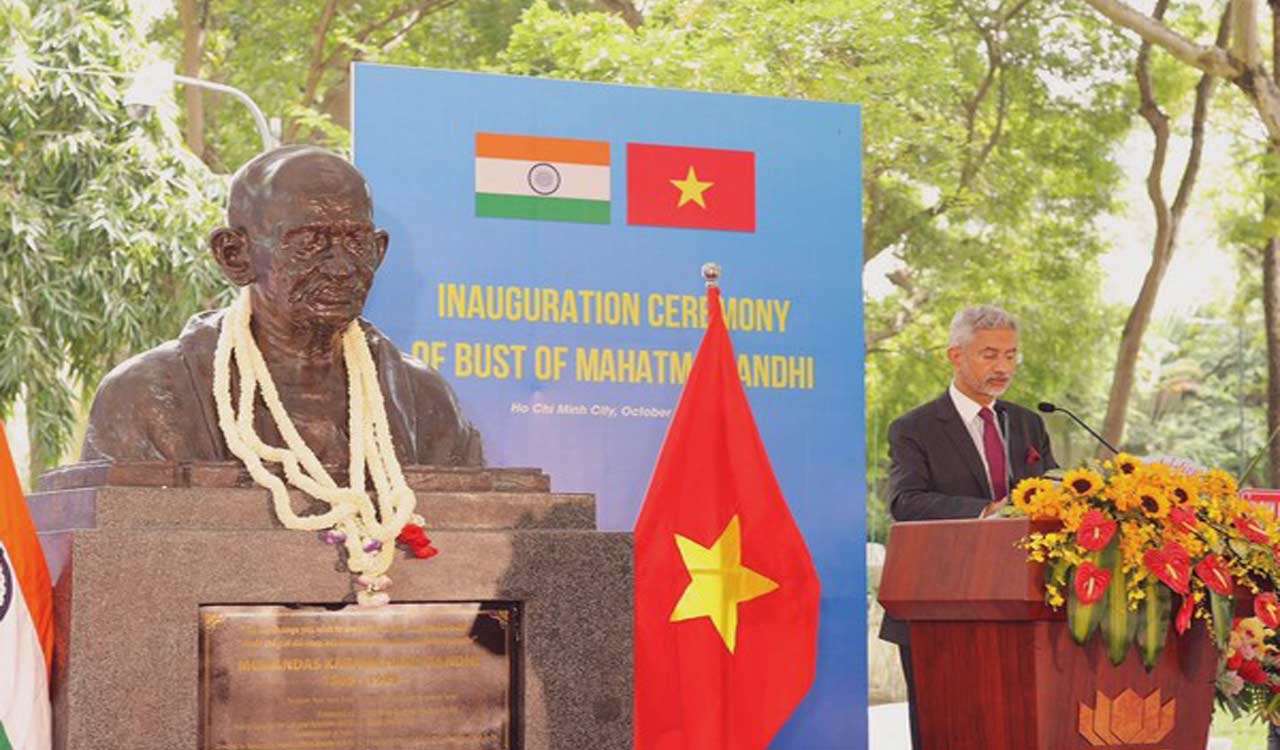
199,603,518,750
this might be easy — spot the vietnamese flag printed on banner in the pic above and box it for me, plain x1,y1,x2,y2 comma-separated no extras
627,143,755,232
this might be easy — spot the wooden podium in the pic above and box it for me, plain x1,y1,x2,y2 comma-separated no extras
878,518,1217,750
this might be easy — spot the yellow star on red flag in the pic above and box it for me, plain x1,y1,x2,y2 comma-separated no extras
669,165,714,209
669,515,778,653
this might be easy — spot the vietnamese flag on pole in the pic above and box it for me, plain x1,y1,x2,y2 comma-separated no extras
634,269,820,750
0,422,53,750
627,143,756,231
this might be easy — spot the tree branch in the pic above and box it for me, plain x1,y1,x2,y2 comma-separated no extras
1077,0,1242,77
286,0,342,142
1171,7,1231,221
1233,0,1263,69
595,0,642,29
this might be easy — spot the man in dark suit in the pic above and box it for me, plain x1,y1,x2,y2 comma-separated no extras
878,305,1057,749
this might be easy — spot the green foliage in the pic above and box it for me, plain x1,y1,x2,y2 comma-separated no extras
1121,304,1268,484
149,0,588,170
0,0,225,473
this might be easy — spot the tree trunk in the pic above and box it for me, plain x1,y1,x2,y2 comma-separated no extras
178,0,206,159
1097,2,1223,456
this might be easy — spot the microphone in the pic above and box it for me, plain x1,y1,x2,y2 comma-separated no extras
1038,402,1119,456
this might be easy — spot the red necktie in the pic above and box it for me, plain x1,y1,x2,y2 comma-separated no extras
979,407,1007,501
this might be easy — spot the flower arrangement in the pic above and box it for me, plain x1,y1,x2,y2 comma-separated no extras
1014,454,1280,701
1217,616,1280,721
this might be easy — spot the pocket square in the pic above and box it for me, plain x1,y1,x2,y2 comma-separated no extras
1026,445,1042,465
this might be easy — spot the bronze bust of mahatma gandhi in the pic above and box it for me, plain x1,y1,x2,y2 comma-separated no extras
82,145,482,468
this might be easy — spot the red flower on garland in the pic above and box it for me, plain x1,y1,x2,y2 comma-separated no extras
1143,543,1191,595
1077,510,1117,552
398,524,427,545
1228,652,1244,671
398,523,439,560
1234,515,1270,545
1170,506,1197,533
1256,593,1280,629
1194,554,1234,596
1073,562,1112,605
1175,594,1194,635
1240,659,1268,685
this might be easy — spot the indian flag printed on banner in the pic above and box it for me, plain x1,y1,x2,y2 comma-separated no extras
0,423,52,750
475,133,610,224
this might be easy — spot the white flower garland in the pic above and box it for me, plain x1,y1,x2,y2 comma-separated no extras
213,288,420,603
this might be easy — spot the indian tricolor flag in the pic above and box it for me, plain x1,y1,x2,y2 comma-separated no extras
0,423,52,750
475,133,611,224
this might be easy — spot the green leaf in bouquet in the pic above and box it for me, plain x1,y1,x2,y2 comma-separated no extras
1209,590,1234,651
1067,578,1105,645
1136,576,1171,671
1227,537,1253,558
1098,538,1136,665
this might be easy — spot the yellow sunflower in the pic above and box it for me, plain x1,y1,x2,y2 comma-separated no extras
1167,477,1199,508
1062,468,1105,498
1112,452,1142,477
1137,487,1172,519
1012,478,1057,516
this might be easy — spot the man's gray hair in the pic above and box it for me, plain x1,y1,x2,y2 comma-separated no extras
949,305,1019,347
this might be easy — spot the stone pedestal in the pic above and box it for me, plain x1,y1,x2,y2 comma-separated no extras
31,462,632,750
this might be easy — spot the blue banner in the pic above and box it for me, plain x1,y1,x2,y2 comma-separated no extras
353,64,866,749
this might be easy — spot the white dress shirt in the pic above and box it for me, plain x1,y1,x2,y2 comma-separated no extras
949,382,1007,500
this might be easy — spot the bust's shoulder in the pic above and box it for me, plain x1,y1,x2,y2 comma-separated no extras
358,319,483,466
90,310,222,399
358,321,456,404
81,310,224,461
92,339,185,404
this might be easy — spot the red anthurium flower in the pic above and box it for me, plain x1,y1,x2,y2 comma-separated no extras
1073,562,1112,605
1194,554,1234,596
1077,510,1117,552
1240,660,1269,685
1176,594,1194,635
1170,506,1197,533
1235,515,1271,545
1143,543,1191,594
1256,593,1280,628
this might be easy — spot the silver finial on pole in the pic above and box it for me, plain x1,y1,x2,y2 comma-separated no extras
701,262,721,288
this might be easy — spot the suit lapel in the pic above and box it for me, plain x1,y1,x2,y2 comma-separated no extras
934,392,992,498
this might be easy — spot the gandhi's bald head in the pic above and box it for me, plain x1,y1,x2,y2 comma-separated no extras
226,145,373,231
210,146,389,331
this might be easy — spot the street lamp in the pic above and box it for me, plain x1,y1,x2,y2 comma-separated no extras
122,61,279,151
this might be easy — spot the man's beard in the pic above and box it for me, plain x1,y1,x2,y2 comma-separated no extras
982,376,1011,398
